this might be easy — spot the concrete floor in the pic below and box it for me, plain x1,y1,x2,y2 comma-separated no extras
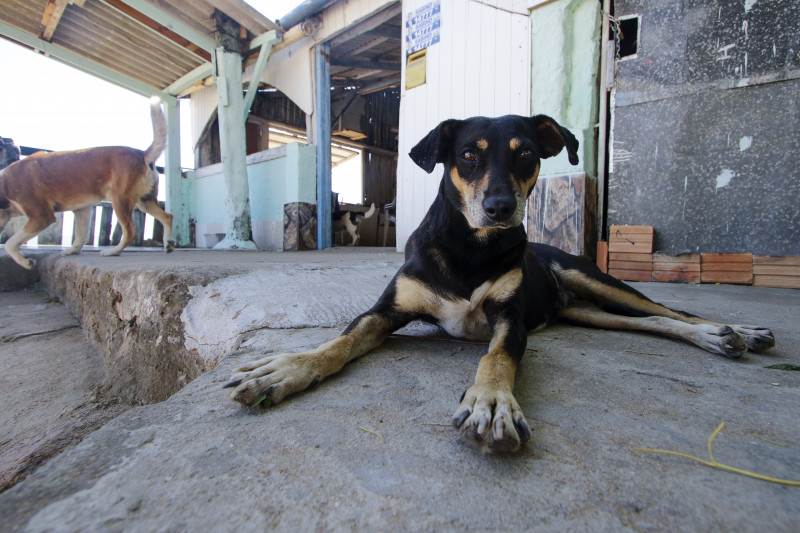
1,246,798,532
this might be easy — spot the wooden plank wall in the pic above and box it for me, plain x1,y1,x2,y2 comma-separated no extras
396,0,531,251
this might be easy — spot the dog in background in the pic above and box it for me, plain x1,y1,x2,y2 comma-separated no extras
0,97,174,269
225,114,774,453
332,199,376,246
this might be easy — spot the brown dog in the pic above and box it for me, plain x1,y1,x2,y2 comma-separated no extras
0,98,174,269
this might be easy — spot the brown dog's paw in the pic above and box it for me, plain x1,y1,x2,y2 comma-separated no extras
452,385,531,453
732,325,775,352
223,352,323,408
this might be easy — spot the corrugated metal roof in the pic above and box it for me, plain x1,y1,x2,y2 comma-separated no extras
0,0,280,98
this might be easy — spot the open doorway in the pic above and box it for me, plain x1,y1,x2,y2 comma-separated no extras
324,7,402,247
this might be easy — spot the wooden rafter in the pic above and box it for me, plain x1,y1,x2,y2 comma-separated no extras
40,0,69,41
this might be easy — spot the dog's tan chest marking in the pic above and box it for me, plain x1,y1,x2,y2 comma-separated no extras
394,269,522,340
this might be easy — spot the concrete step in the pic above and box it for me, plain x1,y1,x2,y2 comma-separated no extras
0,289,127,490
0,247,799,531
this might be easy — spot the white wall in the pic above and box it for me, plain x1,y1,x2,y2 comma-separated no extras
396,0,531,250
261,0,399,115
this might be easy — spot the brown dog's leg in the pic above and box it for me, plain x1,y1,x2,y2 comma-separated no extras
62,206,92,256
4,212,55,269
101,197,136,257
138,198,175,253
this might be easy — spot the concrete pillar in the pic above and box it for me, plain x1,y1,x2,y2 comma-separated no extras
163,99,189,246
213,47,257,250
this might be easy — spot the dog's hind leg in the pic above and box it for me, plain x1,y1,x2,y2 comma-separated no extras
554,263,774,354
138,197,175,253
560,302,749,358
3,212,55,269
101,197,136,257
62,206,92,256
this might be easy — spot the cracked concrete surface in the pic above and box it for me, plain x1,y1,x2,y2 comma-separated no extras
0,247,798,531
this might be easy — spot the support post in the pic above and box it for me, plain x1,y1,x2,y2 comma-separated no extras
243,30,283,123
213,47,257,250
314,42,332,249
163,98,189,246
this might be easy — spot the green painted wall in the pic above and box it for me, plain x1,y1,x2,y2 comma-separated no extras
530,0,601,178
185,142,316,249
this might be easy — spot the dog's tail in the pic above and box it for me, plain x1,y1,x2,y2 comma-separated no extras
144,96,167,164
362,203,376,219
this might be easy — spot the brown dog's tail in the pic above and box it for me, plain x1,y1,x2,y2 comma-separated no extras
144,96,167,164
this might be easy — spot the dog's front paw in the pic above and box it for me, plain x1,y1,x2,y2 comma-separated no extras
452,385,531,453
61,247,81,256
223,352,322,407
165,240,175,253
732,325,775,352
100,249,121,257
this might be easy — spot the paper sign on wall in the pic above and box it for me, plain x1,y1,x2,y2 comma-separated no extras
406,1,440,56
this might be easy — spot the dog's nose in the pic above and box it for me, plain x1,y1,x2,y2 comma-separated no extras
482,195,516,222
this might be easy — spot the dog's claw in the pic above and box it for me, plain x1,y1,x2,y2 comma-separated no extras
514,417,532,441
222,378,242,389
453,408,471,428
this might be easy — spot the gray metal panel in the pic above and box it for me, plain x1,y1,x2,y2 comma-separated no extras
609,0,800,255
609,75,800,256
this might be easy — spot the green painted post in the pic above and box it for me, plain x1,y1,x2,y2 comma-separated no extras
163,99,189,246
213,48,257,250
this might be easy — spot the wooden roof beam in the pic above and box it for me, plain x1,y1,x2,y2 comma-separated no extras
40,0,69,41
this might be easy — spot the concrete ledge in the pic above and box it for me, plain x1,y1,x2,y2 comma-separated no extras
12,247,405,405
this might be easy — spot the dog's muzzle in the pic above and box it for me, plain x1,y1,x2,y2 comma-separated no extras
482,194,517,223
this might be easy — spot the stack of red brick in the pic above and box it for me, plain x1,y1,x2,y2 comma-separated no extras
596,225,800,289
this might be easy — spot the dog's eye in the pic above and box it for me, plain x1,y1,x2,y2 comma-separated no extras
461,150,477,162
518,149,534,160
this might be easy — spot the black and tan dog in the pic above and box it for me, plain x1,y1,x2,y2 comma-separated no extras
0,98,174,269
225,114,774,452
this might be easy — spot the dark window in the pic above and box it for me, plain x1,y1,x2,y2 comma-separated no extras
618,16,639,58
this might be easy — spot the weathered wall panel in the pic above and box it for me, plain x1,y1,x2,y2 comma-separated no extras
609,0,800,255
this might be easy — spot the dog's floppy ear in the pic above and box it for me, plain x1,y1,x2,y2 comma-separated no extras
409,119,461,174
530,115,579,165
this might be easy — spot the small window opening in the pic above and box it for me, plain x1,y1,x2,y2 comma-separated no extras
616,15,640,59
